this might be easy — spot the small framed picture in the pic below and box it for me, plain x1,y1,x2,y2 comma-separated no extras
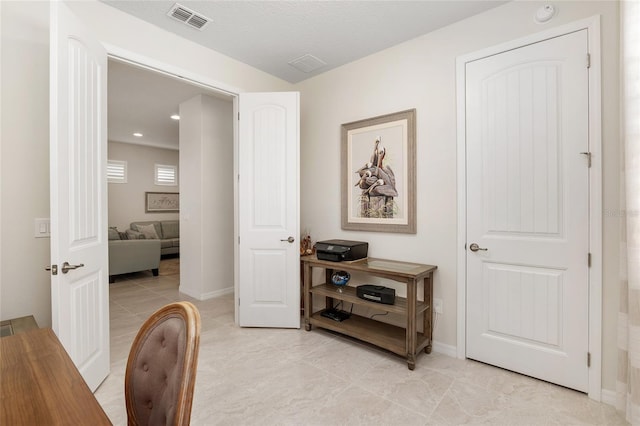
145,192,179,213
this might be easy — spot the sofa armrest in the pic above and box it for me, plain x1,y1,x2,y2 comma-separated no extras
108,239,161,276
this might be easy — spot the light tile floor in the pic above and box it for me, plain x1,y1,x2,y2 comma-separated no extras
96,266,627,425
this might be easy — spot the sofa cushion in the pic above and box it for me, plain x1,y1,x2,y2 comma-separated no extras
108,227,120,240
161,239,173,249
161,221,179,239
126,229,145,240
172,239,180,248
138,223,159,239
131,221,163,239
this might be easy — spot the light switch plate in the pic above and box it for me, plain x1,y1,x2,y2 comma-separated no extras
34,218,50,238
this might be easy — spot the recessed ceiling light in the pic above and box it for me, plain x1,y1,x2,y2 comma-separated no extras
133,132,143,137
171,114,180,120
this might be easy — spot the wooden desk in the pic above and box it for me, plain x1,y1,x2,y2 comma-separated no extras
0,328,111,425
302,255,437,370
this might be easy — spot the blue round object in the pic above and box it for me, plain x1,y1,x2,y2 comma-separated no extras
331,270,351,287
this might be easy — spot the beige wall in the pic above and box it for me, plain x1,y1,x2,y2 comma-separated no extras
295,0,620,392
179,95,234,299
0,1,51,327
107,141,179,231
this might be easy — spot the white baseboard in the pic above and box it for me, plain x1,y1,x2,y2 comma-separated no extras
179,285,233,300
200,286,234,300
431,340,457,358
177,286,199,300
600,389,617,407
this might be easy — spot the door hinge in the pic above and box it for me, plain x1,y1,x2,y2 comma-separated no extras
238,236,240,244
580,152,592,168
238,112,240,120
588,253,592,267
587,352,591,367
586,53,591,69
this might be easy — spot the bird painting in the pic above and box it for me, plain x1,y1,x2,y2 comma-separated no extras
354,136,398,218
355,170,378,189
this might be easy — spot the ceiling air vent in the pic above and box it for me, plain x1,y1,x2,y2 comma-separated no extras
167,3,211,31
288,54,327,73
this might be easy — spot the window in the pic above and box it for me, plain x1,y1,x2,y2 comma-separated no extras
107,160,127,183
155,164,178,186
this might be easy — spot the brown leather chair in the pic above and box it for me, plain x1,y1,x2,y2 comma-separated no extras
125,302,201,426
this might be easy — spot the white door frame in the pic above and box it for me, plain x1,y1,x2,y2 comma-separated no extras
455,16,602,400
101,44,244,324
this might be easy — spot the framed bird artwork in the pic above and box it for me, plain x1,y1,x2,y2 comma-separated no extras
341,109,416,233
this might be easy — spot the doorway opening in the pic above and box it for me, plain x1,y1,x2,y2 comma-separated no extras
106,56,235,305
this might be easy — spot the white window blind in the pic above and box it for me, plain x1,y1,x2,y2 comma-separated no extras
107,160,127,183
155,164,178,186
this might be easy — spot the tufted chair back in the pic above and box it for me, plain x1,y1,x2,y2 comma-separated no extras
125,302,201,426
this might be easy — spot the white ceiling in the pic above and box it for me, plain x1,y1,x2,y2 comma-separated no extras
102,0,507,84
108,59,228,149
106,1,509,150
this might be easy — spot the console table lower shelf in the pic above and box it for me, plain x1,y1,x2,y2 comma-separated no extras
309,312,431,358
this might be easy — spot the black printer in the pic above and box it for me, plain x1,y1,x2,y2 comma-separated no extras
315,239,368,262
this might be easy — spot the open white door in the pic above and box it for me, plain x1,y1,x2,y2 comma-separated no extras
238,92,300,328
50,1,109,391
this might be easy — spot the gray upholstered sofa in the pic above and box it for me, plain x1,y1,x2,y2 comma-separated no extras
108,239,161,283
128,220,180,256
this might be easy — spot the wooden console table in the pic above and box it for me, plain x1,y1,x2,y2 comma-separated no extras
302,255,437,370
0,328,111,425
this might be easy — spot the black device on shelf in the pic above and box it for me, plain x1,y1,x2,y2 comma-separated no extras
320,308,351,322
315,239,368,262
356,285,396,305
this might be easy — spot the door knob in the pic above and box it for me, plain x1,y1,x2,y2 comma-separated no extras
61,262,85,274
469,243,488,252
280,236,295,243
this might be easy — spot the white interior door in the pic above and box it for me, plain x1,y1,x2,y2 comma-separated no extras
50,1,109,391
465,30,589,391
238,92,300,328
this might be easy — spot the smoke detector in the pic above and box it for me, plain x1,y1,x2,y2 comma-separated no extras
167,3,211,31
534,4,557,24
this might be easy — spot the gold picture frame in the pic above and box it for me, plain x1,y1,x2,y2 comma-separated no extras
341,109,416,233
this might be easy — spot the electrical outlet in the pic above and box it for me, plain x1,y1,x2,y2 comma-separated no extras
434,298,443,314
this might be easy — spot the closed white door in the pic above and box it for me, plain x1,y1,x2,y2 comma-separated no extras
238,92,300,328
50,1,110,391
465,30,589,391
